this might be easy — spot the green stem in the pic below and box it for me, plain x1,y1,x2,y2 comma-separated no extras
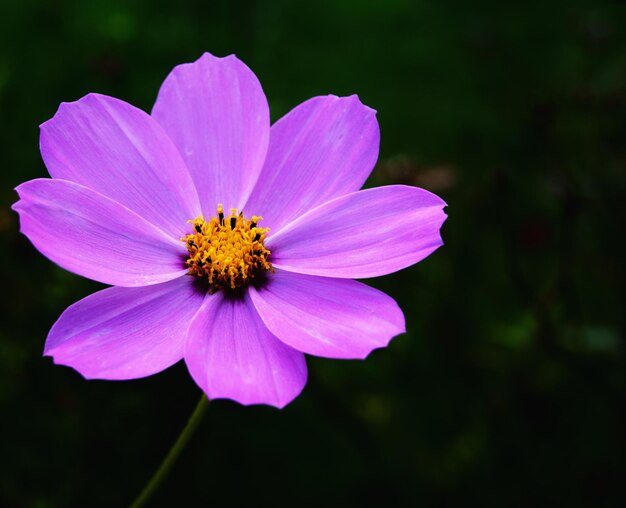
129,395,209,508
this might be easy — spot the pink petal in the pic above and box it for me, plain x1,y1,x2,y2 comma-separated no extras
244,95,379,233
249,270,405,359
185,291,307,408
13,179,188,286
40,93,201,238
152,53,270,213
266,185,447,278
45,276,204,380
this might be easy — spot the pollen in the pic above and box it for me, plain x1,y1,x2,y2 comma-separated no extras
182,204,272,290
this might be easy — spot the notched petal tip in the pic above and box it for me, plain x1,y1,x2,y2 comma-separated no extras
428,203,449,250
12,179,48,225
197,51,236,62
42,346,94,380
345,93,378,115
42,341,53,357
40,92,110,130
310,93,378,116
352,294,407,361
169,52,250,77
13,177,49,196
201,382,306,409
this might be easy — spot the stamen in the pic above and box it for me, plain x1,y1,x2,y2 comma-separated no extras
182,204,272,290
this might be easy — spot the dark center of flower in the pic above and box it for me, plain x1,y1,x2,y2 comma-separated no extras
182,204,272,290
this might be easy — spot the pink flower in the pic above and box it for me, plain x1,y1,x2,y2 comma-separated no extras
12,53,447,408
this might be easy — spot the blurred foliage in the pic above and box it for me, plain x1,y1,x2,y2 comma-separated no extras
1,0,626,506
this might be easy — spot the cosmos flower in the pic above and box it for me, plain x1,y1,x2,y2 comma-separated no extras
13,53,447,408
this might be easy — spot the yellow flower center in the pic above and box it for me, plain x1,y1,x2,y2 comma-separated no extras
182,204,272,290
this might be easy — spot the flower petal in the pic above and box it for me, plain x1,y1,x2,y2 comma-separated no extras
45,276,204,380
244,95,380,233
266,185,447,278
185,291,307,408
152,53,270,213
13,179,188,286
249,270,405,359
40,93,201,238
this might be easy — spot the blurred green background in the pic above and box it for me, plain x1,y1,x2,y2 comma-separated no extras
1,0,625,506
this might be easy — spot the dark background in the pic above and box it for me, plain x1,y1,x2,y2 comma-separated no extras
2,0,626,506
